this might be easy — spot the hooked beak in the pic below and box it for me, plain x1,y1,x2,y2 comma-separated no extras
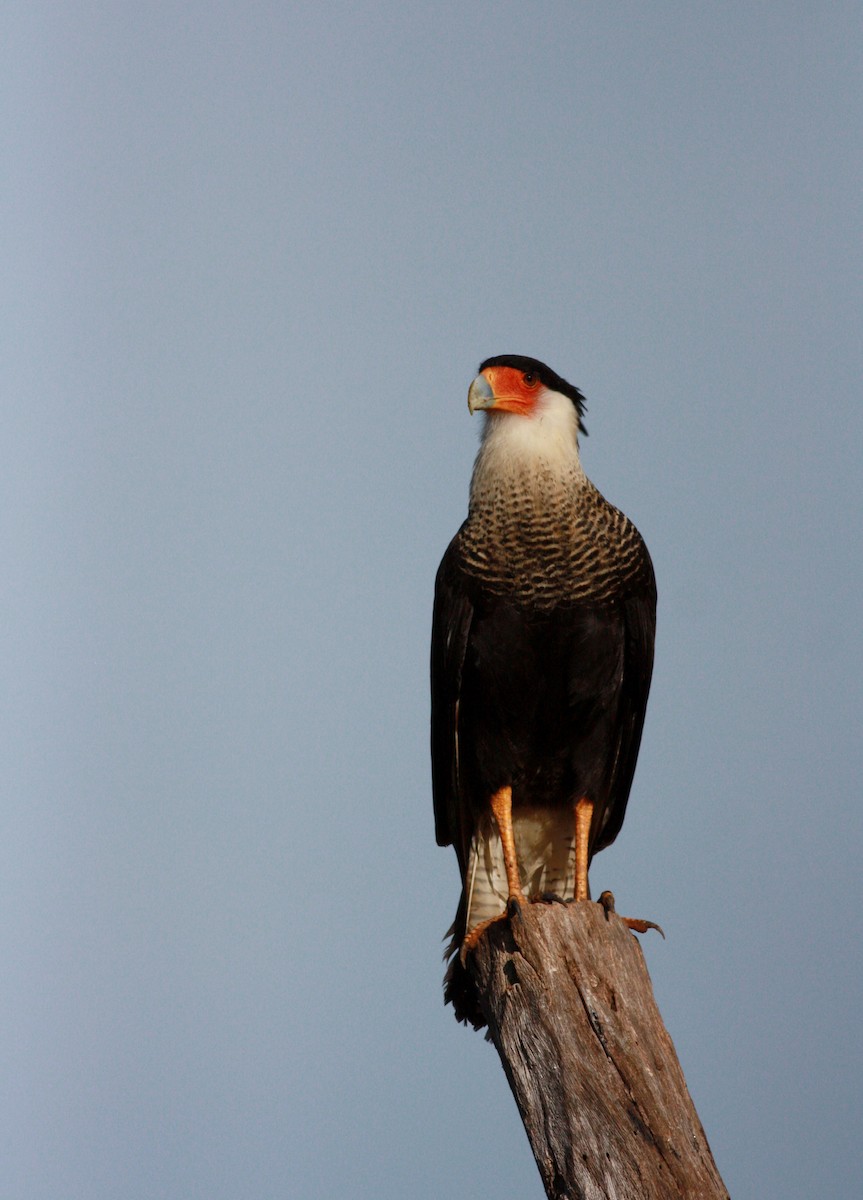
467,373,495,414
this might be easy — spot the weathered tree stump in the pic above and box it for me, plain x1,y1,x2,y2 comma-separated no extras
467,901,729,1200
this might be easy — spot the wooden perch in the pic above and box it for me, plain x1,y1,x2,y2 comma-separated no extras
466,900,729,1200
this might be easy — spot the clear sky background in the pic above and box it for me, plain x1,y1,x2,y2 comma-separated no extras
3,3,861,1197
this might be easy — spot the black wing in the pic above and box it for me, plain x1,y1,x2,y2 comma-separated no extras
593,570,657,854
430,535,474,853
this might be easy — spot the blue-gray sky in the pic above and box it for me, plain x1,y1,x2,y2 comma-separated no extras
4,3,862,1197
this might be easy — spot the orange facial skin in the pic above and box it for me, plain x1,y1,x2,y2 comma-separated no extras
480,366,543,416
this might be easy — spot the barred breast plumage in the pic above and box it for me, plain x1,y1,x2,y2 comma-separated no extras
457,465,651,609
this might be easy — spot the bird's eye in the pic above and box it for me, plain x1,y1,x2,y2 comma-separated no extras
523,372,538,387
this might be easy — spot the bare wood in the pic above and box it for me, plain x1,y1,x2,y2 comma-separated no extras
466,901,729,1200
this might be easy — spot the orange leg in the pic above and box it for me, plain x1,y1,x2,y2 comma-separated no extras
572,802,664,938
490,785,526,907
461,786,525,958
574,797,593,902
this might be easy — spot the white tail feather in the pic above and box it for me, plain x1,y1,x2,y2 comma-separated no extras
464,807,575,933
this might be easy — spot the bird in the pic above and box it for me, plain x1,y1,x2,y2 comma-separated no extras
431,355,657,1026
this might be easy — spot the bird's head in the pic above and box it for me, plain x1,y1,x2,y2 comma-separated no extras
467,355,587,436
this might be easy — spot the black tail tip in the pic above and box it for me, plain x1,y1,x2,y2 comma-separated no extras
443,954,487,1031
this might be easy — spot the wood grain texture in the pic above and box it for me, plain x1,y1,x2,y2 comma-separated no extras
467,901,729,1200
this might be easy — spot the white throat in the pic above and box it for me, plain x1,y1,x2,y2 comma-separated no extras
471,388,585,500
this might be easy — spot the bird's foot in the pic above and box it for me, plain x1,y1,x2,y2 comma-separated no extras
459,893,526,963
598,889,665,938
